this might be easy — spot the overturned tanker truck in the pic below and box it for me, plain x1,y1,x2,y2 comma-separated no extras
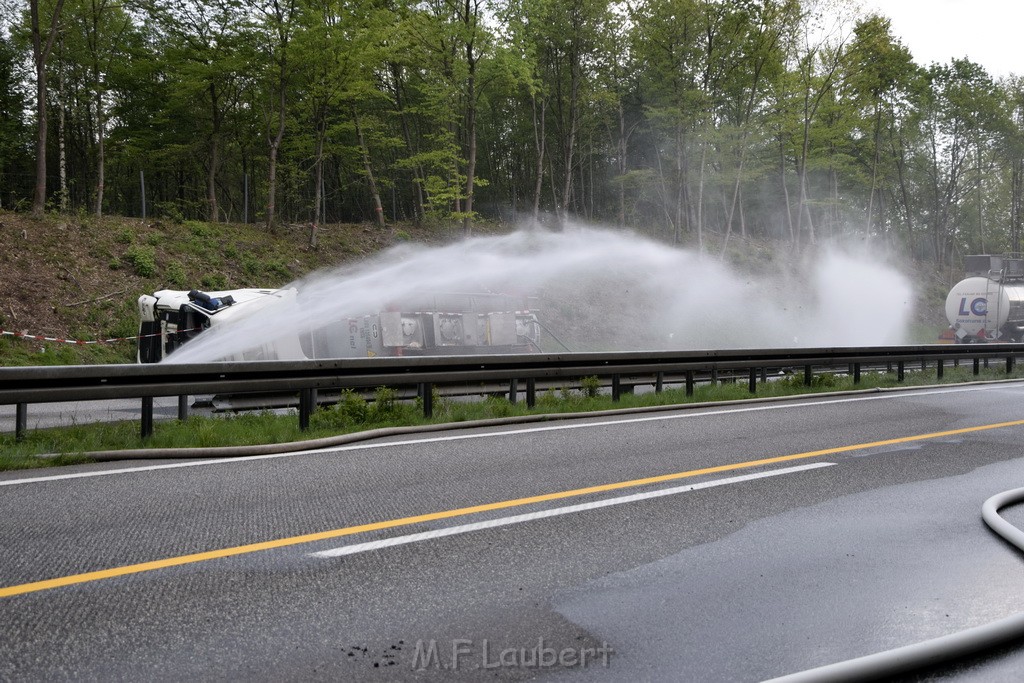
945,255,1024,343
137,287,543,363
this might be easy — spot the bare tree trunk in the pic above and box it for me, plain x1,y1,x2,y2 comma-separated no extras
207,84,221,223
617,100,626,227
30,0,66,217
654,141,677,240
266,83,285,230
675,124,685,243
58,39,68,213
560,54,580,227
310,118,325,248
531,94,546,224
391,63,424,226
462,8,477,238
696,139,707,254
354,108,385,228
94,70,105,217
781,137,794,243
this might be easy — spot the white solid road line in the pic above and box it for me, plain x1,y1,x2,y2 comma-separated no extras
1,382,1015,487
309,462,836,558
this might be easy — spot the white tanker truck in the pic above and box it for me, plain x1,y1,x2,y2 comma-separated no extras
137,287,542,363
945,255,1024,343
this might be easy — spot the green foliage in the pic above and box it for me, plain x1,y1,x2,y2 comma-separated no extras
165,261,187,288
124,245,157,277
186,221,211,238
580,375,601,398
154,202,184,224
10,362,1024,466
115,227,134,245
370,386,399,422
310,390,370,431
200,273,228,290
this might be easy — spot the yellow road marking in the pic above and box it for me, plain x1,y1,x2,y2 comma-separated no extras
4,418,1024,599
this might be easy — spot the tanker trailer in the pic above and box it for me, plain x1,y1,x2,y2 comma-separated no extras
945,255,1024,343
137,287,542,362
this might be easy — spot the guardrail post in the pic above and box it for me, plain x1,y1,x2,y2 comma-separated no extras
937,359,944,380
985,358,990,369
974,358,980,375
15,403,27,442
897,361,905,382
921,359,927,372
748,368,756,394
655,372,664,393
177,395,189,421
509,379,518,405
526,378,536,408
1008,356,1015,374
761,367,767,384
141,397,154,439
299,389,313,431
710,368,718,385
421,382,433,418
853,363,861,384
612,374,621,401
685,371,694,396
804,365,812,386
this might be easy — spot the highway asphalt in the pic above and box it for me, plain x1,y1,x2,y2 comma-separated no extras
4,383,1024,680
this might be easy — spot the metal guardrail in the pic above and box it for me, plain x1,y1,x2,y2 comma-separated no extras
2,344,1022,441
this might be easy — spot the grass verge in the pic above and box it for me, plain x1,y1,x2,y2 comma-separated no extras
2,365,1020,471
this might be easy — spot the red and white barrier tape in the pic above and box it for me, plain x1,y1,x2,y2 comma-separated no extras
0,328,201,345
0,329,146,345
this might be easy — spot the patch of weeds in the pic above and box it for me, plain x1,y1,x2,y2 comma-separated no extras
264,259,291,281
154,201,184,224
166,261,187,288
311,390,369,431
370,386,399,422
242,254,261,277
481,395,515,418
185,220,211,238
200,273,228,290
580,375,601,398
114,227,134,245
124,245,157,277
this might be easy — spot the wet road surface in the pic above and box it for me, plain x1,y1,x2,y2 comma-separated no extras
3,383,1024,680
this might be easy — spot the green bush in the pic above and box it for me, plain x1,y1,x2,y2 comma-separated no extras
311,390,370,431
580,375,601,398
124,245,157,277
154,201,184,224
264,259,291,280
185,221,211,238
370,386,398,422
166,261,187,288
200,273,228,290
115,227,134,245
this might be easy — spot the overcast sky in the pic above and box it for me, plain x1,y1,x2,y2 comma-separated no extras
863,0,1023,79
